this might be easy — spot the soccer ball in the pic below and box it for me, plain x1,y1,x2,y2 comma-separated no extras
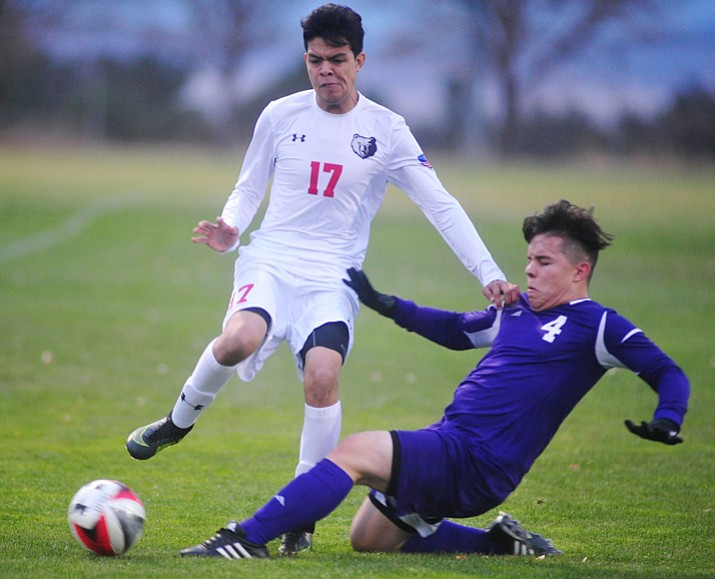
68,479,145,556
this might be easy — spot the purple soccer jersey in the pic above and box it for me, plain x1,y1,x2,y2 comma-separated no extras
381,293,689,520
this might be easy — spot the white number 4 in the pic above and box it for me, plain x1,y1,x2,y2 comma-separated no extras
541,315,567,343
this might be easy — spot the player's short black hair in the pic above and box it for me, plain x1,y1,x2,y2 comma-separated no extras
301,4,365,56
522,200,613,276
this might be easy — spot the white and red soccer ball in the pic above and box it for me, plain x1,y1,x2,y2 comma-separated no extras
68,479,145,556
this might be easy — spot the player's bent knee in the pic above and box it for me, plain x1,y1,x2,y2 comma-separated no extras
350,530,376,552
303,349,342,406
349,515,382,552
349,519,404,553
304,359,340,388
214,328,264,366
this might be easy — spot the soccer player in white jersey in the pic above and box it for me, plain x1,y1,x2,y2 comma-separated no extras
126,3,517,555
179,200,689,560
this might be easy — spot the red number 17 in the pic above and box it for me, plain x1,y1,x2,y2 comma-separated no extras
308,161,343,197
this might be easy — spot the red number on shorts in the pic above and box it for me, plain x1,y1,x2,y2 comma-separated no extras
308,161,343,197
229,283,254,310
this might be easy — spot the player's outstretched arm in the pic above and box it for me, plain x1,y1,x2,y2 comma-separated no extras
191,217,239,253
624,418,683,445
343,268,397,317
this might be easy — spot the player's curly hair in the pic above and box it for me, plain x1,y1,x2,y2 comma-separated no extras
522,200,613,277
301,4,364,56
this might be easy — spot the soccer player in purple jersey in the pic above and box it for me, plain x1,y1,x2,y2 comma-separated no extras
180,200,688,560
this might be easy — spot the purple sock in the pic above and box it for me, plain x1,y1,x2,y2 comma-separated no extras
401,520,495,554
241,459,353,545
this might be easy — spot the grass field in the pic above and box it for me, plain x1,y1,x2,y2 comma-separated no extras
1,145,713,578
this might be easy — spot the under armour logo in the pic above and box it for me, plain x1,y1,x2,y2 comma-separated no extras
181,392,204,412
292,134,306,142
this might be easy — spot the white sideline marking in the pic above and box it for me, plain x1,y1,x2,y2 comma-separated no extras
0,192,145,263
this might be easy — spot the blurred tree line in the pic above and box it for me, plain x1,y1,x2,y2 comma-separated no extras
1,0,713,160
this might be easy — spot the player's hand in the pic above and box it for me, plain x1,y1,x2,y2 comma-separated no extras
483,279,520,309
343,268,397,318
624,418,683,445
192,217,239,253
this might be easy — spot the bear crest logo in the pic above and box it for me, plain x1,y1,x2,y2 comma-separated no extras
351,134,377,159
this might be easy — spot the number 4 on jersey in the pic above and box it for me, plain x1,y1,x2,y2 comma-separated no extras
308,161,343,197
541,315,567,343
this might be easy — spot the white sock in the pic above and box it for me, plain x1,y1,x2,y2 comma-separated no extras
295,401,342,477
170,339,236,428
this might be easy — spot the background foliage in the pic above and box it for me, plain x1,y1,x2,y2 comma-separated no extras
1,0,714,159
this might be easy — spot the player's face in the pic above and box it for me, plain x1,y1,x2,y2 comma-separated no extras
525,234,589,312
305,37,365,114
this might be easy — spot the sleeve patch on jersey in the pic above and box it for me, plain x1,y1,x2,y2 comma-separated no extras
417,154,433,169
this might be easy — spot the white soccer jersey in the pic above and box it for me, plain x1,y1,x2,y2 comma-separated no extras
221,89,504,285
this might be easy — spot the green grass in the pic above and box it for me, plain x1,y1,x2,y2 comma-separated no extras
1,145,713,578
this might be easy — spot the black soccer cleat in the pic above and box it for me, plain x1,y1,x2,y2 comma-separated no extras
278,528,313,556
180,520,269,559
488,512,562,556
125,415,193,460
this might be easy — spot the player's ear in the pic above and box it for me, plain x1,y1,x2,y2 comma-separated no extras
573,260,591,283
